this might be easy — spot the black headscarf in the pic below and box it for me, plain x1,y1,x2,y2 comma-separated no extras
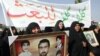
26,22,40,34
11,26,18,35
1,28,10,38
80,23,84,27
70,21,82,33
53,20,65,31
69,21,89,56
89,25,97,30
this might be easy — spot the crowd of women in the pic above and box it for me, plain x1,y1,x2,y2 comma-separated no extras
0,20,100,56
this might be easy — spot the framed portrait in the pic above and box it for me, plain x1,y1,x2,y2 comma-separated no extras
10,31,68,56
83,31,99,47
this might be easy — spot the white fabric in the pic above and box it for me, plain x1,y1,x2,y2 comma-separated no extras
1,0,91,27
19,51,32,56
8,36,18,46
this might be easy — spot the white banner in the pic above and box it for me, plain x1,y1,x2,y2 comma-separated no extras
1,0,91,27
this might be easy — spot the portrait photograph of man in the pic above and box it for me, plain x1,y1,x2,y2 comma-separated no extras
83,31,99,47
38,39,50,56
14,36,63,56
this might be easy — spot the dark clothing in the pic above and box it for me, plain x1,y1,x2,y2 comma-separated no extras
0,36,10,56
68,21,88,56
0,28,11,56
88,32,100,56
44,27,54,32
69,30,88,56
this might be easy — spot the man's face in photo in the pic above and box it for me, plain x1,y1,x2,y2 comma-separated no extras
38,42,49,56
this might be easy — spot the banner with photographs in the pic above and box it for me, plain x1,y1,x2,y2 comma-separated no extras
10,32,68,56
83,31,99,47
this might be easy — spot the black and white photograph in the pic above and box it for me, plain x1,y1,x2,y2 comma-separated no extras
83,31,99,47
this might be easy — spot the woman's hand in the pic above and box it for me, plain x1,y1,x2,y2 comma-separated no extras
89,52,95,56
82,41,87,47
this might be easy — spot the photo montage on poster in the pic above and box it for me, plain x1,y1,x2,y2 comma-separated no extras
10,31,69,56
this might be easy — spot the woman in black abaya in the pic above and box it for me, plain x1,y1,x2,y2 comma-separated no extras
89,25,100,56
68,21,89,56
